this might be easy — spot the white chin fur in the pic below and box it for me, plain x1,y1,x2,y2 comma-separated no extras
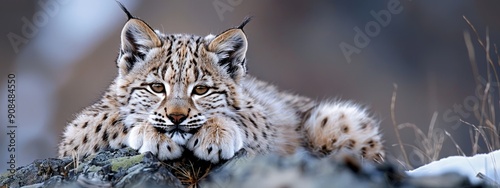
170,132,192,146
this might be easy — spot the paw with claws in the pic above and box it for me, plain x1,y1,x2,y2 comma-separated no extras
186,116,243,163
127,123,183,160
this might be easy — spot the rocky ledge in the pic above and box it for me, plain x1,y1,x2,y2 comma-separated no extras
0,148,488,188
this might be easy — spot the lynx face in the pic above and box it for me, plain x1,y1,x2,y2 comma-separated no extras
114,18,249,146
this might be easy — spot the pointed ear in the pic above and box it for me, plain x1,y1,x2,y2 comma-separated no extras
208,28,248,80
118,18,161,75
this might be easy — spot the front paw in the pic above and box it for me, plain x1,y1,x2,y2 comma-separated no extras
186,116,243,163
127,124,183,160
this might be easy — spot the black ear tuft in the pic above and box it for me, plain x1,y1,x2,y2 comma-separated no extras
115,0,134,20
237,16,253,30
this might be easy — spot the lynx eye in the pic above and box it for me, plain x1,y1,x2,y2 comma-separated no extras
149,83,165,93
193,85,209,95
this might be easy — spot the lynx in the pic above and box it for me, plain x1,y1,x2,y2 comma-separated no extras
58,4,384,164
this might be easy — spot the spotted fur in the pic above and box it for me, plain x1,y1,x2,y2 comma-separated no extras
58,9,384,163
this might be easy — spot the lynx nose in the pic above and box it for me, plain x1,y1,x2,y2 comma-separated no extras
167,113,187,125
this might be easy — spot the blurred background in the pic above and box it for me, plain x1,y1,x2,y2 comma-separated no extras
1,0,500,171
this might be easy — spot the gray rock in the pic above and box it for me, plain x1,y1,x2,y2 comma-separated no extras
201,153,488,188
0,148,183,188
0,149,489,188
0,157,73,187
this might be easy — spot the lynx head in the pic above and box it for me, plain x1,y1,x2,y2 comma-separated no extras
113,11,251,145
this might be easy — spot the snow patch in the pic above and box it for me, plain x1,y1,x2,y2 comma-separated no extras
407,149,500,184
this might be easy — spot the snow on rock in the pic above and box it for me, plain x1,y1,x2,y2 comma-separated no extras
407,149,500,184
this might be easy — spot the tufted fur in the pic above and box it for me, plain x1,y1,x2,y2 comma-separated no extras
58,11,384,164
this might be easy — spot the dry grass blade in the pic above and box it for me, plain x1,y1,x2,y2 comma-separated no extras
460,119,494,153
444,130,466,156
464,30,480,87
62,151,78,177
391,84,411,168
484,120,500,150
428,112,445,161
477,82,490,128
397,143,433,162
464,15,500,108
167,161,212,188
398,112,444,163
489,91,496,126
68,151,79,170
495,44,500,67
463,15,500,153
492,44,500,149
398,123,425,140
469,127,480,154
464,16,499,81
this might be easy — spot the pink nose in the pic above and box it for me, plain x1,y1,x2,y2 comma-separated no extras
167,114,187,124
